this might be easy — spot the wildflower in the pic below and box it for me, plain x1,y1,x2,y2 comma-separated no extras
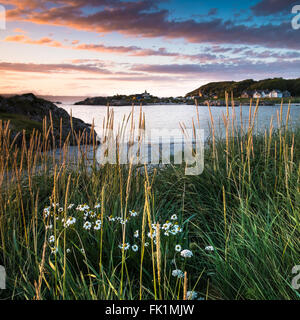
49,235,55,243
94,203,101,209
132,245,139,252
170,229,177,236
51,247,58,254
81,248,85,254
76,204,90,212
58,207,64,213
144,242,149,247
164,231,170,236
52,203,59,208
171,214,177,221
46,224,53,230
205,246,214,252
89,211,96,218
108,215,115,222
68,204,75,209
175,244,182,252
129,210,138,217
172,269,184,278
43,207,51,218
147,231,156,239
186,291,198,300
170,224,182,235
180,249,193,258
118,243,130,250
94,220,101,230
119,218,128,225
83,221,92,230
83,212,89,220
134,230,139,238
64,217,76,228
162,221,172,231
66,248,71,254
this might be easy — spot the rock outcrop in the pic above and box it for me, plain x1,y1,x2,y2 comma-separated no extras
0,93,95,146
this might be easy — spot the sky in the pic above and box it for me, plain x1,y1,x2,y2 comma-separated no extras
0,0,299,97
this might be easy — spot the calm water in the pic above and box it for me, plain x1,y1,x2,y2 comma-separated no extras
61,104,300,142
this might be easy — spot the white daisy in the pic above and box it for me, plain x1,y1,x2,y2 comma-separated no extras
132,245,139,252
83,221,92,230
171,214,177,220
129,210,138,217
175,244,182,252
49,235,55,243
118,243,130,250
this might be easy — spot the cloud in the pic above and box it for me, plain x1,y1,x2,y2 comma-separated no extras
3,33,221,62
5,34,63,47
130,60,300,80
0,62,113,74
3,0,300,50
14,28,27,33
251,0,298,16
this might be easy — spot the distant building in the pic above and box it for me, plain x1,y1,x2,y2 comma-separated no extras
269,90,283,98
253,91,263,98
142,90,151,99
283,90,291,98
253,90,271,98
241,91,251,98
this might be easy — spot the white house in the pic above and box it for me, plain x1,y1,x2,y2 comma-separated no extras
270,90,283,98
253,90,266,98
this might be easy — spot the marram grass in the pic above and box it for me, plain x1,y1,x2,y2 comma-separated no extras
0,101,299,300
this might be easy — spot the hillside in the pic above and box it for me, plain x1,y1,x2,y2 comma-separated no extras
0,93,93,146
186,78,300,98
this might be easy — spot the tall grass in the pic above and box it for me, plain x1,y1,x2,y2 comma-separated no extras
0,100,299,300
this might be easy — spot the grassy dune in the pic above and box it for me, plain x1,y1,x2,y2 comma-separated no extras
0,101,299,300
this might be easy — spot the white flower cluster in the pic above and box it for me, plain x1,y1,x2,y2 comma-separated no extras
186,291,198,300
63,217,76,228
180,249,193,258
107,210,139,225
172,269,184,278
76,204,90,212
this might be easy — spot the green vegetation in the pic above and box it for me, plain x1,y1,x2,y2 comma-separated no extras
0,103,299,300
0,112,42,138
186,78,300,98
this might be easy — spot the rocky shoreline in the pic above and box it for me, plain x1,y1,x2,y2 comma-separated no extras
0,93,95,146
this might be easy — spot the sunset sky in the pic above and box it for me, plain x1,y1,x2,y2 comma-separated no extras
0,0,299,97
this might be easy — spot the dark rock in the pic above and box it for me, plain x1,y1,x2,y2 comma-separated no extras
0,93,96,147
